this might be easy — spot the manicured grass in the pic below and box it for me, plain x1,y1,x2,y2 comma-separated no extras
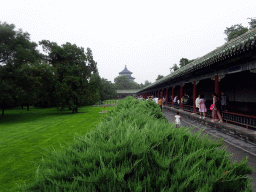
0,106,115,192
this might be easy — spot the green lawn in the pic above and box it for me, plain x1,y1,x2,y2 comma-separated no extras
0,106,115,192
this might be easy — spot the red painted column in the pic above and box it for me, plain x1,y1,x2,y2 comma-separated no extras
215,75,220,97
193,81,197,113
166,88,169,106
172,86,175,107
161,89,164,98
180,84,183,110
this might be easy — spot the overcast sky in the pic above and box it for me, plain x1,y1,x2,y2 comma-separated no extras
1,0,256,84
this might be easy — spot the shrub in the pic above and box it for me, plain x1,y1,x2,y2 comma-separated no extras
12,97,254,192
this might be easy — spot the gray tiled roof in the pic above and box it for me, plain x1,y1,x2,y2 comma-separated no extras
116,89,140,94
139,27,256,92
119,66,132,74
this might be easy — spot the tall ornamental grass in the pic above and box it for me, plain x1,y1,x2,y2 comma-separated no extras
12,96,254,191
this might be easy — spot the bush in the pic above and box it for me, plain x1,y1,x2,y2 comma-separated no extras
12,97,254,192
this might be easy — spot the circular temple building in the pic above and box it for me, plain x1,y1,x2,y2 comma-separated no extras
119,65,135,82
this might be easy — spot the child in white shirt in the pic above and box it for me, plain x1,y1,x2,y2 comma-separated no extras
175,112,181,128
195,95,200,108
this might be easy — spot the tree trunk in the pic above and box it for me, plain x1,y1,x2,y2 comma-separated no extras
21,105,23,109
27,105,29,111
73,107,78,114
2,108,4,116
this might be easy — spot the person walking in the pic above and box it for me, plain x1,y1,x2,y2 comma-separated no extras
162,97,166,108
220,91,228,112
211,93,223,123
158,97,163,112
175,112,181,128
155,97,158,104
195,95,200,109
174,95,177,103
199,94,207,119
181,96,184,104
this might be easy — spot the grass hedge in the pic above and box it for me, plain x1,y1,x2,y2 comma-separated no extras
12,96,254,191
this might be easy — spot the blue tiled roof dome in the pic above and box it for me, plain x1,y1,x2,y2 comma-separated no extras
119,65,135,81
119,65,132,74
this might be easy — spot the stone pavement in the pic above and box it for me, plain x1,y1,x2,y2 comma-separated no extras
163,106,256,144
161,106,256,191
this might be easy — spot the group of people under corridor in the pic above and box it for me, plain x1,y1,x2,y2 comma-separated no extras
138,90,229,126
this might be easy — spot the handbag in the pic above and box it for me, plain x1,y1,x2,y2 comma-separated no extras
210,104,214,110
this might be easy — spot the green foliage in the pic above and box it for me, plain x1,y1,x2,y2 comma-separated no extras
0,21,42,68
248,18,256,29
224,24,248,42
39,40,99,111
143,80,151,87
170,63,179,73
179,58,189,68
98,78,117,101
12,97,254,191
17,61,57,108
170,58,196,74
155,74,164,81
114,75,140,90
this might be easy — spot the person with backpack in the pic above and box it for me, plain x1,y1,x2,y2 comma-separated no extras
211,92,223,123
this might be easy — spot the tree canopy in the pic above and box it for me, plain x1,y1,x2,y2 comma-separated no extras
155,75,164,81
114,76,140,90
39,40,99,113
224,24,248,42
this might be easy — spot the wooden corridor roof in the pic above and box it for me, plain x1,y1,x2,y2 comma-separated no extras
139,27,256,93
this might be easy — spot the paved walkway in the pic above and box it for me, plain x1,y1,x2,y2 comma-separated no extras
161,106,256,191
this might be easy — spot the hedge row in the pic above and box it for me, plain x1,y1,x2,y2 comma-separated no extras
13,96,254,192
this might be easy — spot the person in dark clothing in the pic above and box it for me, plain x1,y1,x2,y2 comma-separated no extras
220,91,228,112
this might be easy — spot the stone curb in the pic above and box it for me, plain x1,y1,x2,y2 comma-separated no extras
92,104,117,107
165,106,256,144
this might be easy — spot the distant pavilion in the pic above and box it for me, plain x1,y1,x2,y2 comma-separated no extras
119,65,135,82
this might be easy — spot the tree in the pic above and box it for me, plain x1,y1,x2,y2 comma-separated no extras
179,58,189,68
248,18,256,29
0,21,42,112
39,40,98,113
170,63,179,73
16,60,57,109
188,59,195,64
114,76,140,90
0,21,42,68
0,65,16,115
99,78,117,101
144,80,151,87
155,75,164,81
224,24,248,42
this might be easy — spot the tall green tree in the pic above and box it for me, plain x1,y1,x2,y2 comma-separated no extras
39,40,98,113
179,58,189,68
99,78,117,101
16,60,57,109
155,75,164,81
114,76,140,90
248,17,256,29
0,21,42,113
224,24,248,42
144,80,151,87
0,65,16,115
0,21,42,68
170,63,179,73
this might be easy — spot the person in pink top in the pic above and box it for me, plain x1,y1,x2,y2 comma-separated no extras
199,94,207,119
212,92,223,123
